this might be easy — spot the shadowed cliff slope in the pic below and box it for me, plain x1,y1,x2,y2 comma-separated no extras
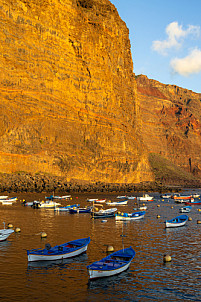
0,0,154,184
136,75,201,183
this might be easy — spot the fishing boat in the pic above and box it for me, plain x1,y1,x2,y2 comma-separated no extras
38,200,61,208
185,200,201,206
165,214,188,228
179,206,192,213
0,195,8,200
22,200,39,207
52,195,71,200
191,193,200,198
171,194,192,200
160,193,171,199
138,206,147,211
0,222,14,241
106,199,128,206
174,199,187,204
94,199,106,203
127,196,136,200
137,194,153,202
115,211,145,221
0,197,17,203
87,247,135,280
27,237,90,262
116,195,127,199
69,206,92,214
91,208,117,219
87,198,99,202
55,204,80,212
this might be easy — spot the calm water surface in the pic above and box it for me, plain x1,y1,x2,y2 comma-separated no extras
0,190,201,301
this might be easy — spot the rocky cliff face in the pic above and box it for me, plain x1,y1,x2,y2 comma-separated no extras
0,0,154,184
136,75,201,182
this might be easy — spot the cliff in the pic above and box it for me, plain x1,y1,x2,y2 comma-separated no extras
0,0,154,185
136,74,201,184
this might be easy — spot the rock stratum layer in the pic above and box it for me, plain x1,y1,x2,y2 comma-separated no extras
0,0,153,184
136,75,201,184
0,0,200,190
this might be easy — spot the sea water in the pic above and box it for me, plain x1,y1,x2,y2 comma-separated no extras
0,190,201,301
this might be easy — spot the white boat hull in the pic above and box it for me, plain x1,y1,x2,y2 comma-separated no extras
137,197,153,201
88,261,131,279
0,229,14,241
0,197,17,203
0,196,8,200
39,202,61,208
55,207,70,212
115,214,144,221
106,201,128,206
165,221,187,228
28,244,88,262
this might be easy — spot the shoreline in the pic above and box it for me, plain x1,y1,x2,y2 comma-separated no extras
0,172,200,194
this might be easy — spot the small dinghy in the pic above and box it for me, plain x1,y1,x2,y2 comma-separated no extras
27,237,90,262
87,247,135,280
115,211,145,221
91,207,117,219
179,206,192,213
0,222,14,241
165,214,188,228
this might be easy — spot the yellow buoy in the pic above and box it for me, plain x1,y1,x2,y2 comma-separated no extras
171,206,174,209
157,215,160,218
106,245,114,252
163,254,172,263
188,217,192,221
198,209,201,212
197,220,201,224
41,232,47,238
15,227,21,233
157,205,160,207
7,223,13,228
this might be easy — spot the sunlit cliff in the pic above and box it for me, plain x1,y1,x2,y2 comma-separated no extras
0,0,154,184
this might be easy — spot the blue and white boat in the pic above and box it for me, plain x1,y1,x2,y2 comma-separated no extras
165,214,188,228
0,222,14,241
69,207,92,214
106,199,128,206
115,211,145,221
87,247,135,279
179,206,192,213
55,204,80,212
27,237,90,262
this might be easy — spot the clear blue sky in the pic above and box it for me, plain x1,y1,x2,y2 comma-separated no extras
110,0,201,93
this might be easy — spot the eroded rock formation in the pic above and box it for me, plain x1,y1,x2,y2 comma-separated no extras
0,0,154,184
136,75,201,182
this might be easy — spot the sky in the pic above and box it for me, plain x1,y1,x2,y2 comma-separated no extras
110,0,201,93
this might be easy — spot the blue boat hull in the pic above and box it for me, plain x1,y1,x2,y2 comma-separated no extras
87,247,135,279
27,237,90,262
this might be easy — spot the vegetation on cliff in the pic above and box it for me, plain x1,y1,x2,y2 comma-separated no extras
136,75,201,185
